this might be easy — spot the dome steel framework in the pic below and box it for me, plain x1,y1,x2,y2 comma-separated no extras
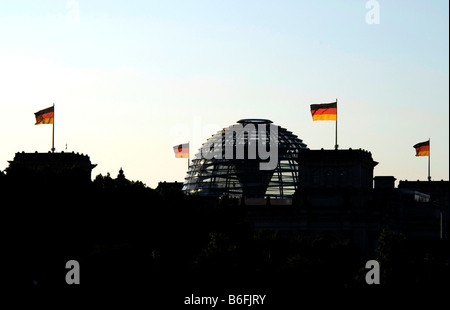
182,119,308,200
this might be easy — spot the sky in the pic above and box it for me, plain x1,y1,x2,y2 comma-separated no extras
0,0,448,188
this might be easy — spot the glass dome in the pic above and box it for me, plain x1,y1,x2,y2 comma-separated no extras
182,119,308,200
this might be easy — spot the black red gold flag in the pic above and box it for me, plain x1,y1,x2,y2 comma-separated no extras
310,102,337,121
414,140,430,157
35,106,54,125
174,143,189,158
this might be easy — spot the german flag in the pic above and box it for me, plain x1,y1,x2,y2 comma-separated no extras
414,140,430,157
173,143,189,158
35,106,54,125
310,102,337,121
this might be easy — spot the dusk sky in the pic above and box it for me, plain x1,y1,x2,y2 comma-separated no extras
1,0,448,188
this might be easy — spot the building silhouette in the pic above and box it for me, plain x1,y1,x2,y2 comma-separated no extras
250,148,446,256
3,132,448,290
183,119,307,204
398,180,449,239
182,120,448,255
7,151,97,183
156,181,183,193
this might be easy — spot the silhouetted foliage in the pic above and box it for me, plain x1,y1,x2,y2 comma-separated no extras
376,229,406,286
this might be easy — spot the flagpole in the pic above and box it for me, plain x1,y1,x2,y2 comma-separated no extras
188,141,190,170
335,98,338,150
52,103,55,153
428,138,430,181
